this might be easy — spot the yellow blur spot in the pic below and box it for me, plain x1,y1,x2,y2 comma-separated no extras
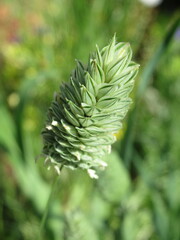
114,123,127,140
7,92,20,108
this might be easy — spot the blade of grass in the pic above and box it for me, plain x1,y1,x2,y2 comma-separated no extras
121,17,180,167
0,102,62,238
137,17,180,99
0,103,48,212
39,173,61,240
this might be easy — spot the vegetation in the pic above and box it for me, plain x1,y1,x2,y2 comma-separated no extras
0,0,180,239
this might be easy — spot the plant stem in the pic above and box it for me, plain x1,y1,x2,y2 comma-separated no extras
39,167,63,239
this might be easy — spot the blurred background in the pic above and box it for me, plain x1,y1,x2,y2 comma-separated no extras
0,0,180,239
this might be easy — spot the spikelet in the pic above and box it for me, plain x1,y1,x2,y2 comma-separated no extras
41,36,139,178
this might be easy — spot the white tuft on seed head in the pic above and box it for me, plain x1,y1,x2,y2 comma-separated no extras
87,169,99,179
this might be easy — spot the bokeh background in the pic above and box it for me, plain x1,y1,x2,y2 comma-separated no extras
0,0,180,239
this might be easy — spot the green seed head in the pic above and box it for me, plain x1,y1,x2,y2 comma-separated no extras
42,35,139,178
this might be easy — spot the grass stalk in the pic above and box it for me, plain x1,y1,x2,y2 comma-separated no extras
39,169,62,239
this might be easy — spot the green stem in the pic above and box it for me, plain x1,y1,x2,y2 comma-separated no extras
39,167,62,239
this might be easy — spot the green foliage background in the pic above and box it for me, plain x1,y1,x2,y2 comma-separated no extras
0,0,180,239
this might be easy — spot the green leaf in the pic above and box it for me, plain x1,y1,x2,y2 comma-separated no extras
121,17,180,167
97,150,130,203
64,211,99,240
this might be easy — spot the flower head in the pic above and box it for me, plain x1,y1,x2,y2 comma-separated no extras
42,36,139,177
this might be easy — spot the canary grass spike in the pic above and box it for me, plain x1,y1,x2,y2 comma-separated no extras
42,36,139,178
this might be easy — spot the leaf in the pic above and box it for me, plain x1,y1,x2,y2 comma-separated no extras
137,17,180,99
121,17,180,166
64,211,99,240
97,150,130,203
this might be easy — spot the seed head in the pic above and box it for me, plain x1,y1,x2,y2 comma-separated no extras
41,36,139,178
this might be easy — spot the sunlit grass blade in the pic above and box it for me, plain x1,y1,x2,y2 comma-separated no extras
137,17,180,99
121,17,180,167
